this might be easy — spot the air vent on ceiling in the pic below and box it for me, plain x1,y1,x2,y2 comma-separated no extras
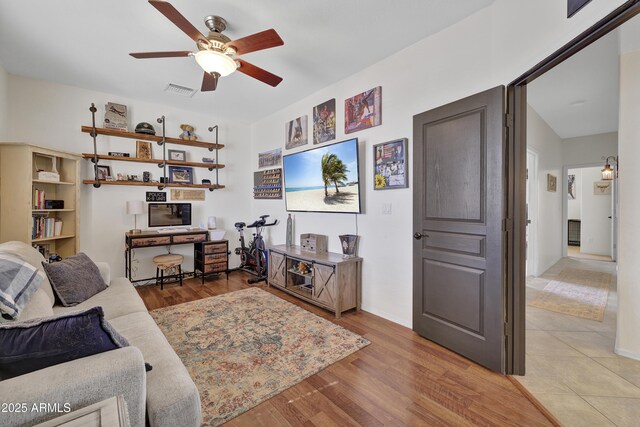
164,83,197,97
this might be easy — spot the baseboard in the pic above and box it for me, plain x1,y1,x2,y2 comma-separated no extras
615,346,640,361
361,304,412,328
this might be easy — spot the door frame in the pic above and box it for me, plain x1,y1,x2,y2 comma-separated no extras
526,148,539,277
507,0,640,374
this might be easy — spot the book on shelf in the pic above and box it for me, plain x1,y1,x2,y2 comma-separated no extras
32,216,61,239
33,189,46,210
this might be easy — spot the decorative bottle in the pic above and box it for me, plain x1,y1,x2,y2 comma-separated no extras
286,214,293,247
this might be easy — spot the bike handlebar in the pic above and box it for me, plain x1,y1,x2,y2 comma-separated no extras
247,218,279,228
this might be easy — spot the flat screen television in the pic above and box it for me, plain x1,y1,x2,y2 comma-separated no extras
283,138,361,213
148,203,192,227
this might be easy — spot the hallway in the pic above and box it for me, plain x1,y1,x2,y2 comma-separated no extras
516,257,640,426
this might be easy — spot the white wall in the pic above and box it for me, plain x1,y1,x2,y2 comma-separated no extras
0,65,8,140
5,75,252,280
568,168,582,220
616,50,640,360
562,132,618,165
579,166,612,256
527,105,563,276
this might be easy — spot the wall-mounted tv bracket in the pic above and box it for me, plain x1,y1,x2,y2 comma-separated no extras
157,116,166,190
208,125,219,190
89,103,101,188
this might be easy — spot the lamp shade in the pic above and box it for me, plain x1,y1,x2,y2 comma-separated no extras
194,50,237,76
126,201,144,215
208,216,217,229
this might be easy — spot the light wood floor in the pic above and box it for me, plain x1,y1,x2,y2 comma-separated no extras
137,273,553,426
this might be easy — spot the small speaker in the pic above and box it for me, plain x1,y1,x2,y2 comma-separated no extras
160,177,167,183
201,179,211,185
44,200,64,209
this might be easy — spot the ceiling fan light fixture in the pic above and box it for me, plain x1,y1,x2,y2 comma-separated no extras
194,50,237,76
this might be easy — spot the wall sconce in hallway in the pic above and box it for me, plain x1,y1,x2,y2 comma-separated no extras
601,156,618,180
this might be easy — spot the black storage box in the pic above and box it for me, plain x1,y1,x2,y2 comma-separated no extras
44,200,64,209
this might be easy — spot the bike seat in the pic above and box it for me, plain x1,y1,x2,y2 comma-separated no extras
234,222,246,228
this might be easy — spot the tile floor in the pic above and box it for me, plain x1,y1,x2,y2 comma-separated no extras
516,257,640,426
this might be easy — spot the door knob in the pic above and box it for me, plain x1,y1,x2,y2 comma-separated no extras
414,232,425,240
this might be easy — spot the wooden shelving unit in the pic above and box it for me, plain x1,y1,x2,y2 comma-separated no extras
82,105,225,191
80,153,224,170
0,144,80,258
82,180,225,189
80,126,224,150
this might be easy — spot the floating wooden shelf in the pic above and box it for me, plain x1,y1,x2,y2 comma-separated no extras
32,179,75,185
32,234,76,243
32,209,75,213
81,153,224,170
82,180,225,190
80,126,224,150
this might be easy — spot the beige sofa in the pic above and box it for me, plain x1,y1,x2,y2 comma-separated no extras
0,241,201,427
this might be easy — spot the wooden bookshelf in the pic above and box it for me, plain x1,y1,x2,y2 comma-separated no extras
80,153,224,170
81,126,224,150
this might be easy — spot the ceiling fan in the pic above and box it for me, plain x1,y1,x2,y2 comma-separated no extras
130,0,284,92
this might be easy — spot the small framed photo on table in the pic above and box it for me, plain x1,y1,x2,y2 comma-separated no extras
168,149,186,162
168,166,193,184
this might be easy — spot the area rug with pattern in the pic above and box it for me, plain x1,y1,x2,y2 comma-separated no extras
528,267,613,321
150,287,369,426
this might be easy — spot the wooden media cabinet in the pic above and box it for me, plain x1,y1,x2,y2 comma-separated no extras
267,244,362,318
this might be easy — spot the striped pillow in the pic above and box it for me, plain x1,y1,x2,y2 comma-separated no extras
0,254,44,320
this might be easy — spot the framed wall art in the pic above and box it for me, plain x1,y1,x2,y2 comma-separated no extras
345,86,381,134
374,138,408,190
285,115,308,149
313,98,336,144
136,140,152,159
258,148,282,168
168,149,186,162
547,173,557,192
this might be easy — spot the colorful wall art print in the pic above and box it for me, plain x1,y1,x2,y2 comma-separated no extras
285,115,308,149
345,86,381,134
258,148,282,168
374,138,408,190
313,99,336,144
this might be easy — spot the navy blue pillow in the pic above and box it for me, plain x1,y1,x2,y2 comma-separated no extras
0,306,129,380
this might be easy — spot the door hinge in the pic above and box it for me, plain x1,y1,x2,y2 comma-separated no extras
503,218,513,232
505,113,514,128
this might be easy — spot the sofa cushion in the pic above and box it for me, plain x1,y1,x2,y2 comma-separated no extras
0,241,55,307
0,253,44,320
42,253,107,306
109,311,201,427
0,307,129,380
52,277,147,320
17,288,54,321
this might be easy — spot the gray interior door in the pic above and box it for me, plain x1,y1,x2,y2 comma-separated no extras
413,86,506,373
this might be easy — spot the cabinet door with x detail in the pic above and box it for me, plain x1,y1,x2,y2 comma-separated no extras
313,263,336,307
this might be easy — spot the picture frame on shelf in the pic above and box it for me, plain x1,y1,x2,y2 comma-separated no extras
374,138,408,190
96,165,111,181
168,166,193,184
136,140,152,159
168,149,187,162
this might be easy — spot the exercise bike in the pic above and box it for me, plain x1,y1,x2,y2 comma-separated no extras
229,215,278,284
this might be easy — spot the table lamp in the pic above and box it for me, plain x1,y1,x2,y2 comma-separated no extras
126,201,144,234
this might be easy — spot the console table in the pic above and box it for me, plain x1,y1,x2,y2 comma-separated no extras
267,244,362,318
125,229,208,282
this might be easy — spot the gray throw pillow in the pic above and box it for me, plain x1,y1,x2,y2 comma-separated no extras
42,253,107,306
0,253,44,320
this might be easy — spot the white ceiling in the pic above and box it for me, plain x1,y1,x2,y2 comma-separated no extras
527,30,621,140
0,0,493,123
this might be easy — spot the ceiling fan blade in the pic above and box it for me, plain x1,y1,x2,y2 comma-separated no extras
236,59,283,87
149,0,210,46
226,29,284,55
130,51,191,59
201,72,218,92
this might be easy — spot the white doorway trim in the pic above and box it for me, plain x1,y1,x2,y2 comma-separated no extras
526,148,538,277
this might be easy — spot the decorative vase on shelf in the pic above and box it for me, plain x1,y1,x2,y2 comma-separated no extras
286,214,293,247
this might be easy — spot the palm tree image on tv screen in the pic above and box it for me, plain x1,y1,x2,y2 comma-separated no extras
283,139,361,213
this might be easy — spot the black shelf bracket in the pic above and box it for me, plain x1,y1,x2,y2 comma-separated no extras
208,125,220,190
89,103,101,187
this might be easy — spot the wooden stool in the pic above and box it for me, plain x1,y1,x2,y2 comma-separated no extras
153,254,184,290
